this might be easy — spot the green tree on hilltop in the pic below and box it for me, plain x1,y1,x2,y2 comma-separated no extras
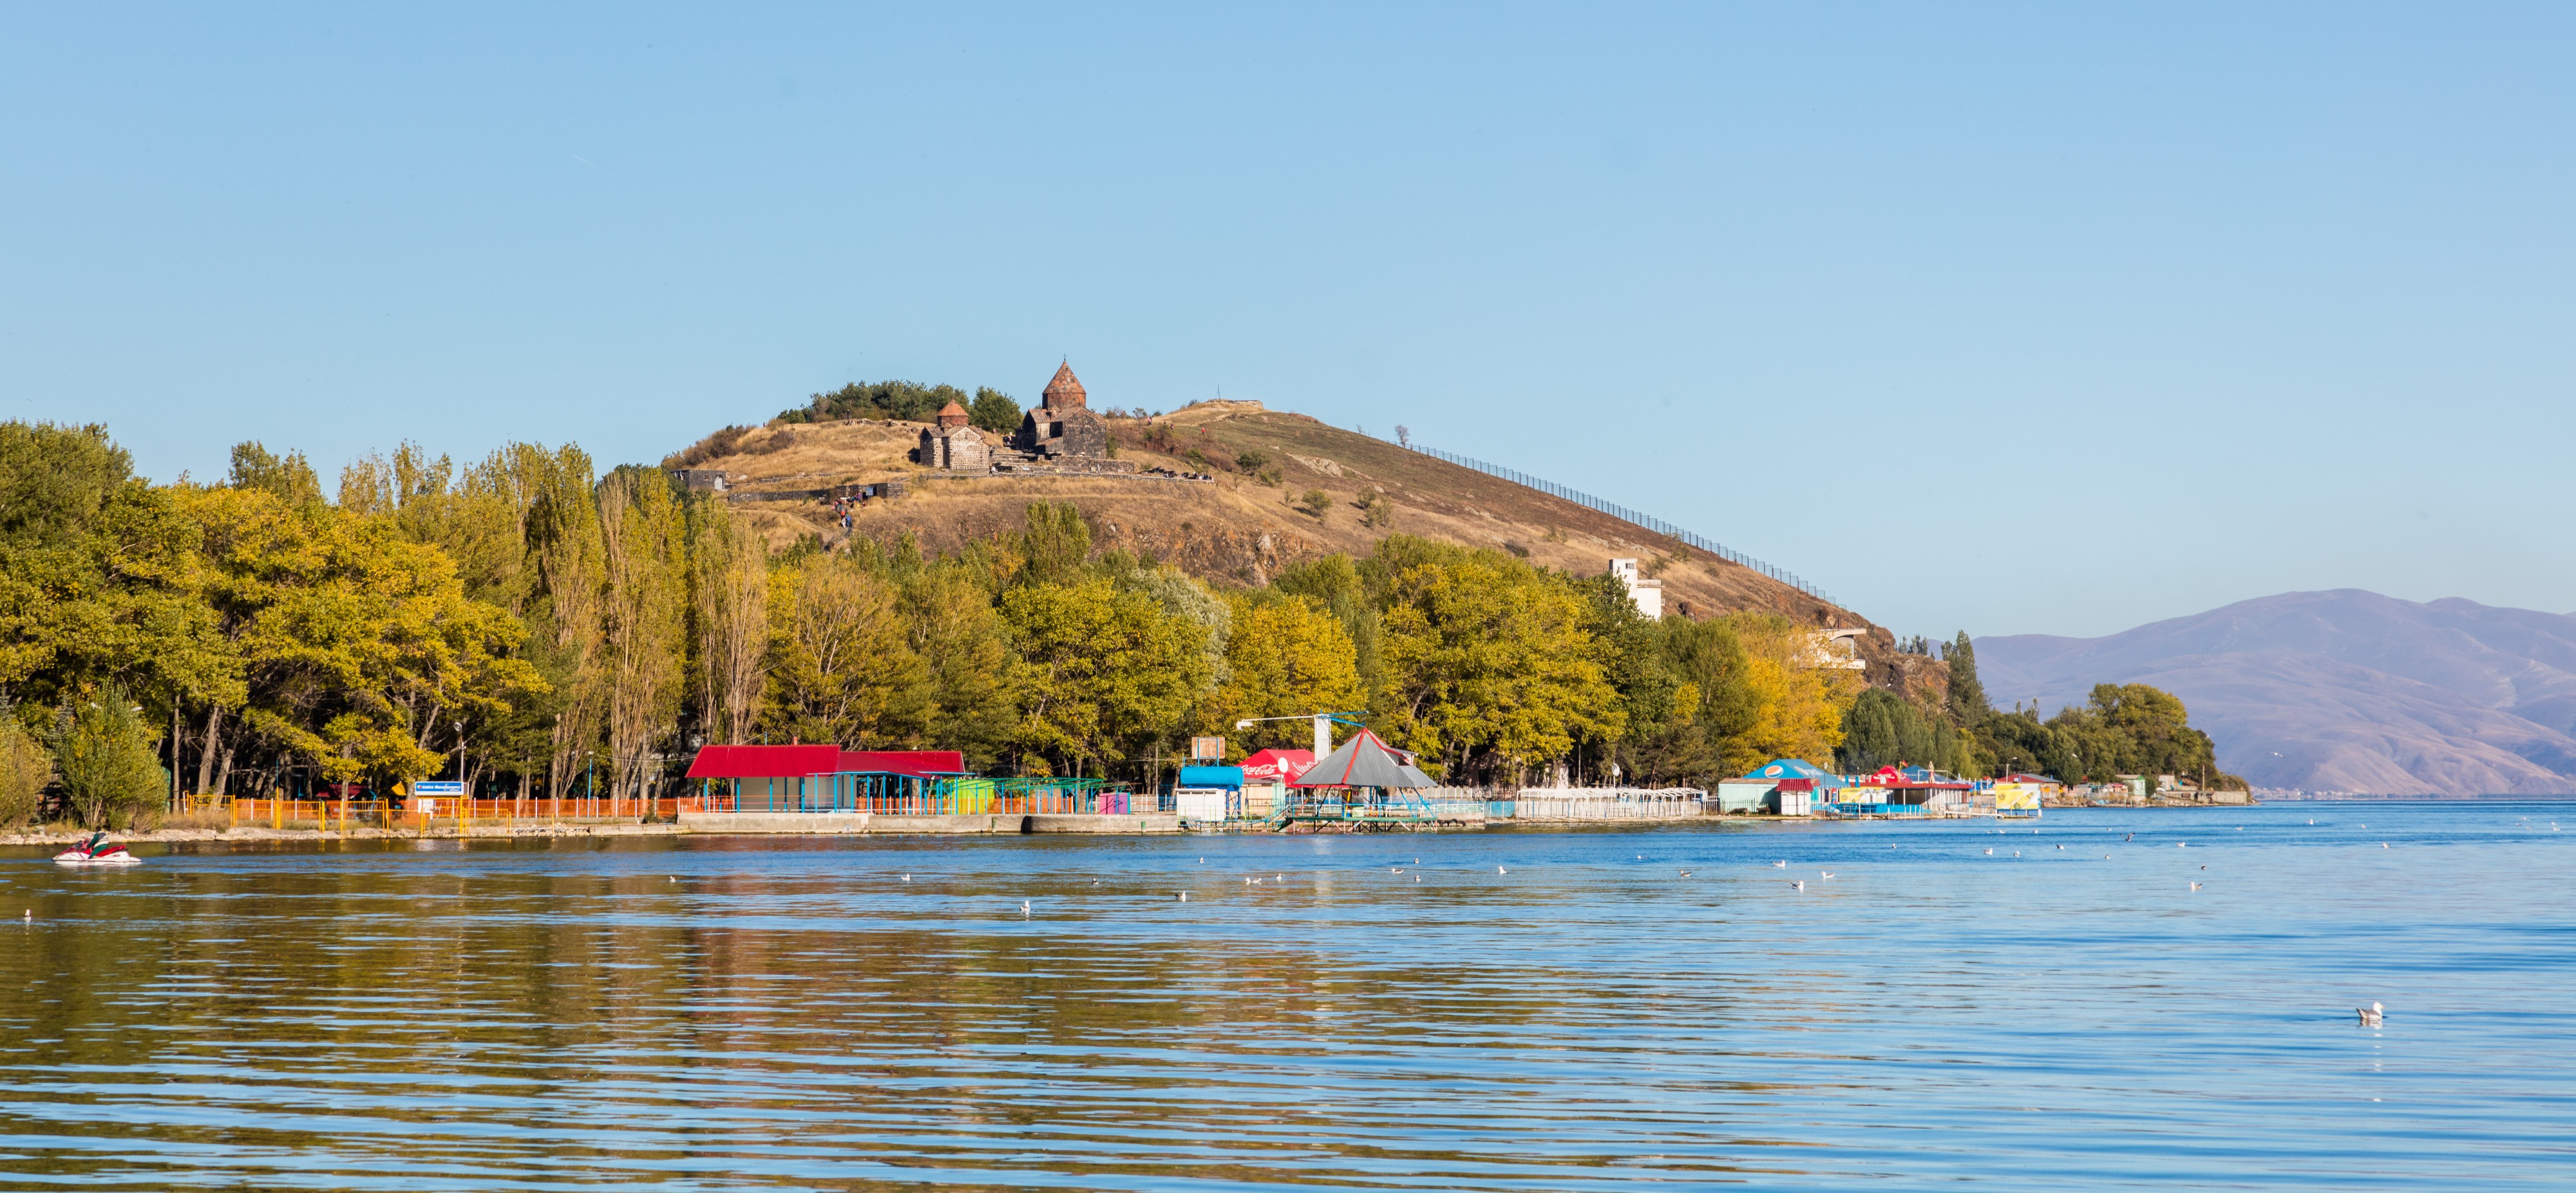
967,388,1021,434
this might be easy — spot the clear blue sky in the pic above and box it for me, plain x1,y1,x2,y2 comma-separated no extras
6,3,2570,638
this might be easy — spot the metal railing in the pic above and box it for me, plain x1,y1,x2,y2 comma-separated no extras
1406,443,1835,606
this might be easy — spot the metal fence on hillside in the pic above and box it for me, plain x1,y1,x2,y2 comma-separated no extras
1405,444,1835,606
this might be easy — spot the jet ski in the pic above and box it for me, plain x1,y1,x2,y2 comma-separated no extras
54,832,140,866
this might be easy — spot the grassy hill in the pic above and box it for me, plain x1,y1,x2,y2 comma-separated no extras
676,399,1879,638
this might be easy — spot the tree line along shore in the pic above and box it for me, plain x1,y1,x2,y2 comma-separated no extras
0,416,2239,832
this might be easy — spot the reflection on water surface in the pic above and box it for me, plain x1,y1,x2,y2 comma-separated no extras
3,805,2571,1190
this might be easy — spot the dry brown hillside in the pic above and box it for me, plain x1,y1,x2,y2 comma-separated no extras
679,399,1885,642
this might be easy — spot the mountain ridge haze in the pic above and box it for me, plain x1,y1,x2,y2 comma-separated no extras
1975,590,2576,796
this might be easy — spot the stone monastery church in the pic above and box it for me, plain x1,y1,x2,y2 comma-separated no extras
913,361,1135,475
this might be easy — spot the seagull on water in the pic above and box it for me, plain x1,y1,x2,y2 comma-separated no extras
1020,900,1032,917
1678,868,1692,877
1497,865,1508,875
2357,1002,2384,1027
1773,860,1787,868
1820,871,1835,880
1984,848,1994,855
901,874,911,882
2382,843,2390,849
1792,880,1805,890
1177,892,1188,902
2189,882,2202,891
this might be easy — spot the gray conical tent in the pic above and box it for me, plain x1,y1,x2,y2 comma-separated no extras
1289,729,1435,790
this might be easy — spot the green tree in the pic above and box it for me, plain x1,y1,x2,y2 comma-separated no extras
0,715,50,827
1372,540,1621,783
0,421,235,716
1944,631,1988,721
896,562,1018,770
965,387,1019,434
1018,502,1093,585
1199,593,1363,754
999,577,1209,778
760,555,924,747
52,685,167,828
1298,489,1332,518
226,441,326,510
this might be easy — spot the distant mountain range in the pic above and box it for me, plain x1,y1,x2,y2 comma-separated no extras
1975,591,2576,796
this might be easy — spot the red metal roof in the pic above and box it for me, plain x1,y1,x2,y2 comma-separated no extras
840,750,966,777
687,745,843,779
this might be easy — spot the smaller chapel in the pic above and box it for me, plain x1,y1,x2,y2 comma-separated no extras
911,401,990,471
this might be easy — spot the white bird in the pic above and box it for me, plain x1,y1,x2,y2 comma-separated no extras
1792,880,1805,890
2357,1001,2384,1027
2056,845,2065,850
668,877,676,883
1497,865,1508,875
2189,882,2202,891
2178,843,2188,848
901,874,911,882
2309,819,2316,825
1413,875,1421,883
1678,869,1692,878
1020,900,1031,916
1092,878,1100,885
1275,874,1284,881
1773,860,1787,868
1819,870,1835,879
1984,848,1994,855
2382,843,2390,849
1177,892,1188,901
2103,855,2112,859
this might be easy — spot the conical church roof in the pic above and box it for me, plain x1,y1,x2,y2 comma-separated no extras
1043,361,1086,409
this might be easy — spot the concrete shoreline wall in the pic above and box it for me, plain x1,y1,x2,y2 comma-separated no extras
676,812,1182,835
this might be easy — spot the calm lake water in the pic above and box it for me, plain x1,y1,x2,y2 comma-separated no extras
3,802,2571,1190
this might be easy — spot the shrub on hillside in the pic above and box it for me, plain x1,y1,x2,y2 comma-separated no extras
778,380,974,425
665,425,754,469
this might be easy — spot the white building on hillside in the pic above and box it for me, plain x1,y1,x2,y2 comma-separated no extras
1608,558,1663,620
